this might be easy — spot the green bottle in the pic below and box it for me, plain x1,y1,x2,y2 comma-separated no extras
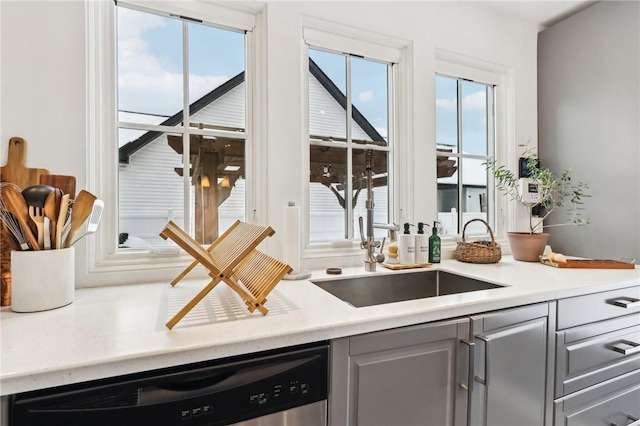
428,221,441,263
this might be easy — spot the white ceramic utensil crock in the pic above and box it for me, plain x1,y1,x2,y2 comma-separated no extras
10,247,74,312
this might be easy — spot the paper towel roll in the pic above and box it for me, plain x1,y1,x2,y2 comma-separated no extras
283,202,301,273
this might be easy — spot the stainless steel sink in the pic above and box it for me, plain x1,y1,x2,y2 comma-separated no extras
311,270,504,307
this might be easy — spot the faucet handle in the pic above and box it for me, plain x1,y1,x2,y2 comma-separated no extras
359,216,367,248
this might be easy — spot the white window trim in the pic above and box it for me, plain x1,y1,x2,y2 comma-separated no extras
300,17,412,268
81,0,264,287
434,49,516,251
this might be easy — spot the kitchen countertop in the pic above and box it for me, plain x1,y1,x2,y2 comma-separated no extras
1,256,638,396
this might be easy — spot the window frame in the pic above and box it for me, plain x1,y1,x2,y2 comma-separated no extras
306,47,395,244
115,2,248,247
435,49,515,244
435,73,495,236
83,0,263,285
301,18,410,259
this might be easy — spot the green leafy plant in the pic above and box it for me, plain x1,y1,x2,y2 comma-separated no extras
485,143,590,234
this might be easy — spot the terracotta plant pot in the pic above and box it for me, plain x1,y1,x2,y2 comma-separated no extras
507,232,549,262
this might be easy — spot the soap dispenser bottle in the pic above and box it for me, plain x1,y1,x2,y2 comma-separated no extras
415,222,429,264
428,222,441,263
398,223,415,265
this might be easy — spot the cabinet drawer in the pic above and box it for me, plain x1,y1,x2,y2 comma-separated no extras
557,286,640,330
554,369,640,426
556,314,640,396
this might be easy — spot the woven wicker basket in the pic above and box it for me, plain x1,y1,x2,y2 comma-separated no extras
454,219,501,264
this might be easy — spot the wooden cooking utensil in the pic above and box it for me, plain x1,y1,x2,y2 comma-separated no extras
1,184,40,250
55,194,70,249
40,174,76,199
44,189,63,247
64,190,97,248
1,137,50,190
28,206,45,249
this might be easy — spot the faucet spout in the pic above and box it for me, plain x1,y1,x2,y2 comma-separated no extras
373,222,400,242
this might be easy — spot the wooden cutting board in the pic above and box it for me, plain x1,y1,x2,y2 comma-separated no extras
540,257,636,269
1,137,49,189
381,262,432,270
40,174,76,199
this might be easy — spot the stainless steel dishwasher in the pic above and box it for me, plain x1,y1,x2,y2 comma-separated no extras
9,342,328,426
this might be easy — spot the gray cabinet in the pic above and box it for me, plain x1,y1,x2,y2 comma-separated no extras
554,286,640,426
468,303,554,426
329,318,471,426
554,370,640,426
329,303,553,426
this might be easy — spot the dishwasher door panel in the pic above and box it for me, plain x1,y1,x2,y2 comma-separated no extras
231,400,326,426
10,343,328,426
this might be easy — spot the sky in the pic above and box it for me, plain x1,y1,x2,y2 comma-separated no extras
116,4,491,240
117,4,489,160
117,6,244,119
436,75,489,156
309,48,389,139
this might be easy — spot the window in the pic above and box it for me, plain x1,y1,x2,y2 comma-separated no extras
85,1,258,283
307,48,393,243
116,4,247,250
435,74,495,236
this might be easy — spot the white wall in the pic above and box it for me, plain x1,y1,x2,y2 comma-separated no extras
1,1,540,285
0,1,86,188
538,1,640,261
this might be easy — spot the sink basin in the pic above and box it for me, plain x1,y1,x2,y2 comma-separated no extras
311,270,504,307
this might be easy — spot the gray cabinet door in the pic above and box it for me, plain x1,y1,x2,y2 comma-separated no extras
469,303,554,426
329,318,471,426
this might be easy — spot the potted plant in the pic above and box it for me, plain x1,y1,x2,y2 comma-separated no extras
485,143,590,261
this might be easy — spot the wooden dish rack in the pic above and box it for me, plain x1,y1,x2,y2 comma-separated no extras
160,220,292,329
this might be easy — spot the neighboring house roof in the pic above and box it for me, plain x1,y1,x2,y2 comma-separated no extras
308,59,386,144
119,59,386,164
118,72,244,164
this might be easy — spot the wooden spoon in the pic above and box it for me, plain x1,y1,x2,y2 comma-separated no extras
44,188,63,247
1,184,40,250
63,190,97,248
55,194,70,249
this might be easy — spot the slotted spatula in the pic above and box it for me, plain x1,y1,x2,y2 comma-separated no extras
69,199,104,246
63,190,97,248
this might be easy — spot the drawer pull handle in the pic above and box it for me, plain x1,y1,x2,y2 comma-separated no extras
611,340,640,355
474,334,491,386
610,414,640,426
608,298,640,309
459,338,475,392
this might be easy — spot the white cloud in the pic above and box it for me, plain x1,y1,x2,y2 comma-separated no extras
117,7,229,116
436,97,456,111
117,7,166,40
358,90,374,102
436,91,486,112
463,91,486,111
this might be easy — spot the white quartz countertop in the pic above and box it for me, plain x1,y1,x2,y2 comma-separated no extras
1,256,639,396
